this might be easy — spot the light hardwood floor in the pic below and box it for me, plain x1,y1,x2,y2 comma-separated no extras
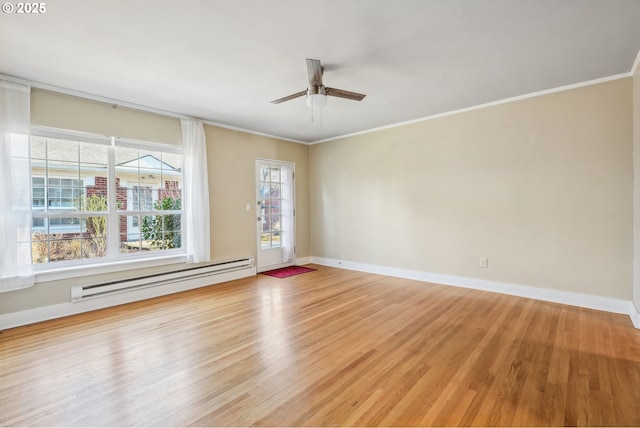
1,265,639,426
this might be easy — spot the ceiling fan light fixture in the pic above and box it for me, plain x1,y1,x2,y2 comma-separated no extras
306,93,327,109
306,86,327,109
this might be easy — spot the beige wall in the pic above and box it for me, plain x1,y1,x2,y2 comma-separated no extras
205,125,310,263
0,90,309,315
31,89,183,145
310,78,633,299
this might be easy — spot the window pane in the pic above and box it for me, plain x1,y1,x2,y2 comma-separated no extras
121,233,142,254
49,217,81,226
260,166,269,181
47,138,78,162
116,147,183,216
31,217,107,263
269,216,280,232
50,236,81,262
84,195,107,213
131,186,153,211
79,142,107,165
115,147,140,166
160,214,181,249
160,153,183,201
161,152,182,172
121,186,154,212
82,237,106,259
124,213,183,253
161,231,181,250
261,232,271,249
32,184,45,207
31,136,47,161
155,194,181,211
32,231,49,264
272,231,281,248
260,183,269,201
269,199,281,215
159,181,182,204
163,214,181,232
269,184,280,197
83,175,108,210
83,215,107,238
270,168,280,182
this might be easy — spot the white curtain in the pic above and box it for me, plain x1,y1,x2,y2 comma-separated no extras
181,118,211,263
0,79,34,292
281,165,294,263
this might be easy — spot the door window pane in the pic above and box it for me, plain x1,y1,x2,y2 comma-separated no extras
258,165,285,250
261,232,271,249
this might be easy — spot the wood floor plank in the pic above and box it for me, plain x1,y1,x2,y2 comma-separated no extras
1,265,639,426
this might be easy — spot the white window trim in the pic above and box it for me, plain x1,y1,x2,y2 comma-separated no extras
35,254,188,283
30,126,186,276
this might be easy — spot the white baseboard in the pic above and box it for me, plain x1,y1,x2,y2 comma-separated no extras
4,258,637,331
311,257,638,327
631,302,640,329
0,267,255,331
295,256,312,265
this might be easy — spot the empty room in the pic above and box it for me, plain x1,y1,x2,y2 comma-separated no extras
1,1,640,426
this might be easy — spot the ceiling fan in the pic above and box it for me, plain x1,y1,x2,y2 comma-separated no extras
271,58,366,108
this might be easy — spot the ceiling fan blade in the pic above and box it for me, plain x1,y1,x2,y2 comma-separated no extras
270,90,307,104
306,58,323,87
325,87,366,101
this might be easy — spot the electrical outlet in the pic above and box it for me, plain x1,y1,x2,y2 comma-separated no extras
480,258,488,268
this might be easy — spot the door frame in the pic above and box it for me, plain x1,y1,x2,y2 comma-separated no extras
255,158,296,272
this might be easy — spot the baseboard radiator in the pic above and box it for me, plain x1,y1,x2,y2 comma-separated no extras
71,257,254,302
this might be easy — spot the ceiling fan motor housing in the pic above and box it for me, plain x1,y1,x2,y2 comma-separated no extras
307,85,326,96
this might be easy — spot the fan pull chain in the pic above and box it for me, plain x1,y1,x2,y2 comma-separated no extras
310,104,323,127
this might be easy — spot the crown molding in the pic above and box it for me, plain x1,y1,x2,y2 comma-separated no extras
0,73,306,145
631,48,640,76
4,64,636,147
310,72,632,144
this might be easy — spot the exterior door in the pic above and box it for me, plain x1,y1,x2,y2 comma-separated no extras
256,159,295,272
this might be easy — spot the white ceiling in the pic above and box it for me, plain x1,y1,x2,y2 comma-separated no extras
1,0,640,143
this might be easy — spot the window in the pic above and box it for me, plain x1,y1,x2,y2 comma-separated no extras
259,165,283,249
28,128,184,267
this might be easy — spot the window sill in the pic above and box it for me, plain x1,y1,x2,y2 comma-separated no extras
34,254,188,283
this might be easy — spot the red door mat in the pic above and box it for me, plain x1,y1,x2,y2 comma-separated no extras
261,266,317,278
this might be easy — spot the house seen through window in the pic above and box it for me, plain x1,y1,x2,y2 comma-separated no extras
29,129,184,266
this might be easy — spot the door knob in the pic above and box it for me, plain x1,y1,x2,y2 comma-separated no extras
257,216,262,221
